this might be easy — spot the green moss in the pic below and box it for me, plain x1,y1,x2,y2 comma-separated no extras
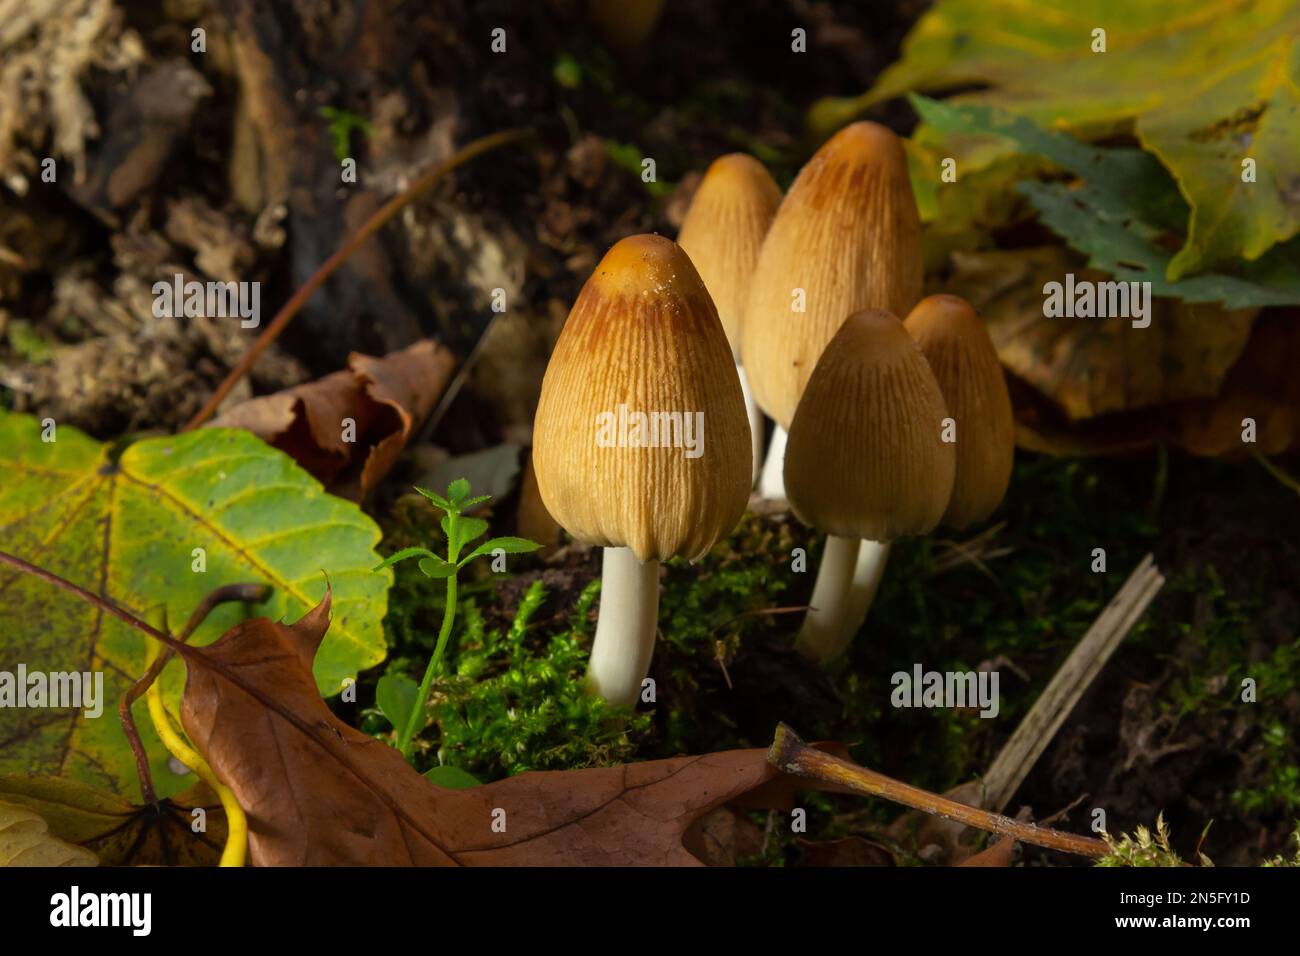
1097,813,1192,866
424,579,650,778
366,452,1297,858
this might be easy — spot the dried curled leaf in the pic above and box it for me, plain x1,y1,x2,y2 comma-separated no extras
210,339,454,499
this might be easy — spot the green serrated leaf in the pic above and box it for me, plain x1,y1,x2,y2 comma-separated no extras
1019,181,1300,307
0,413,391,801
459,537,542,566
375,673,419,734
441,514,488,557
915,95,1300,309
413,487,452,511
417,556,456,579
446,478,471,505
372,547,438,571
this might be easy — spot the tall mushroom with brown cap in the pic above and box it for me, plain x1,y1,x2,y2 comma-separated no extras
677,153,782,485
532,234,750,706
741,121,923,500
785,309,954,664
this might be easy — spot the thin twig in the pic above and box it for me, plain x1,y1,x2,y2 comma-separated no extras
768,723,1109,859
118,584,271,803
183,127,532,431
982,554,1165,812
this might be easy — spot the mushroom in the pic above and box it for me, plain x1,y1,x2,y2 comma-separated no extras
531,234,750,706
784,309,954,664
832,294,1018,650
741,121,922,501
676,153,782,486
904,293,1015,530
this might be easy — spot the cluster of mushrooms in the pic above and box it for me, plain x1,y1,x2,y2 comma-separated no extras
532,122,1014,708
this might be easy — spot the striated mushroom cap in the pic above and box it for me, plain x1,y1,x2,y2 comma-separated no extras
532,234,750,562
785,309,954,541
676,153,782,361
741,122,922,428
905,294,1014,529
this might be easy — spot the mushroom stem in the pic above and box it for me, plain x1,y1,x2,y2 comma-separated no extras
586,546,660,708
794,534,861,663
757,425,788,501
738,363,765,487
845,538,891,637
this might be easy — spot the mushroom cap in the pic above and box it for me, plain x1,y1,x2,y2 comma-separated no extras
741,121,923,428
785,309,955,541
532,234,750,562
676,154,782,361
904,294,1015,530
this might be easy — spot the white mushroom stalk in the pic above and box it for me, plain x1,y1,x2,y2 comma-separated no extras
795,533,857,661
796,538,892,663
757,425,788,501
784,310,954,665
738,364,766,487
530,235,751,709
586,547,660,707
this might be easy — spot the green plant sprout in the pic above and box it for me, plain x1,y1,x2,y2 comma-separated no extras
318,105,373,163
372,479,539,761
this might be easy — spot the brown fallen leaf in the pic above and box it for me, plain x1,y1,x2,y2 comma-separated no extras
209,339,454,498
958,836,1017,867
1173,311,1300,457
943,247,1257,422
179,592,818,866
796,836,896,867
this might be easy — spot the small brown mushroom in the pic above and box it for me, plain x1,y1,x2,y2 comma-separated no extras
741,121,923,500
677,153,782,485
532,234,750,705
785,309,954,663
904,293,1015,530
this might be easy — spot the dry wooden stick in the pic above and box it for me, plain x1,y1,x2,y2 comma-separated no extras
768,723,1108,859
183,126,531,431
981,553,1165,812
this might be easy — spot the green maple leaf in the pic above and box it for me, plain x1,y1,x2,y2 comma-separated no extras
0,413,390,800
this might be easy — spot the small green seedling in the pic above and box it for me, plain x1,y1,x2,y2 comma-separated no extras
319,105,373,163
372,479,540,761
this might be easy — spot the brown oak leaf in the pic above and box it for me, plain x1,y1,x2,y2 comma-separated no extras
180,593,816,866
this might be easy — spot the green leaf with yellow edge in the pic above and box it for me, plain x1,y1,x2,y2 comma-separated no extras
0,774,224,866
815,0,1300,278
0,413,391,801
